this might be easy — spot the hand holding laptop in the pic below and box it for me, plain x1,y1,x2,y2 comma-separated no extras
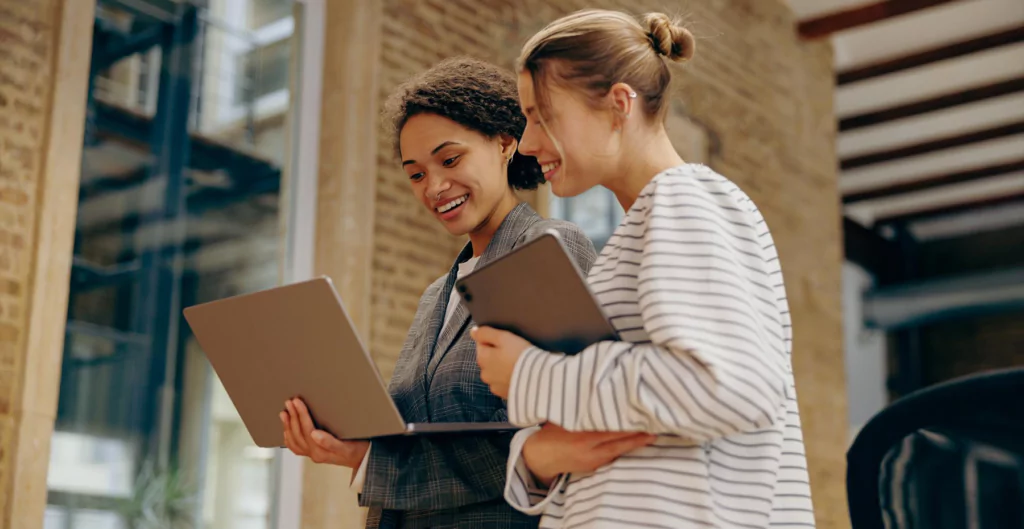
280,397,368,468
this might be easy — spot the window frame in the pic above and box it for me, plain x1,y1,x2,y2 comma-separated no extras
269,0,323,527
210,0,295,130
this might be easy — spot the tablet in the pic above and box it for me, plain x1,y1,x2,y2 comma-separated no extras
455,231,618,355
183,277,516,448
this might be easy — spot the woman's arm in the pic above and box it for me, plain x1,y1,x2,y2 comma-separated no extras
505,427,567,513
508,178,789,440
503,424,656,514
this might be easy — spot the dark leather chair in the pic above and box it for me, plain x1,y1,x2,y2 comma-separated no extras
846,367,1024,529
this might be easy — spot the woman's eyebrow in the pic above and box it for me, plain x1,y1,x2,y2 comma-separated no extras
402,140,463,166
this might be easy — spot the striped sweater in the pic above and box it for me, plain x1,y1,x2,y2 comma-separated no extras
503,164,816,528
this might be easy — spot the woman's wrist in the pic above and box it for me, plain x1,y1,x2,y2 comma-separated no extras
522,434,557,487
347,441,370,468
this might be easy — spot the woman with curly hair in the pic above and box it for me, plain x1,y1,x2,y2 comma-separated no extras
278,57,652,529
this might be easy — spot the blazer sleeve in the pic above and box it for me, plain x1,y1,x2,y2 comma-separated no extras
507,178,790,439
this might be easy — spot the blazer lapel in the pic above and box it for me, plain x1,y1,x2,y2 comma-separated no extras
403,278,450,423
422,263,460,361
426,244,471,357
426,302,472,384
426,203,540,384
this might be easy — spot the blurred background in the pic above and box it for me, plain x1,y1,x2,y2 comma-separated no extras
49,1,295,528
1,0,1021,528
789,0,1024,439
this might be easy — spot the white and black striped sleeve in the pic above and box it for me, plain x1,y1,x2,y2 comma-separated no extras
506,176,789,439
503,427,570,513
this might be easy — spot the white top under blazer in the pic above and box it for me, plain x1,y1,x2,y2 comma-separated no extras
503,164,816,528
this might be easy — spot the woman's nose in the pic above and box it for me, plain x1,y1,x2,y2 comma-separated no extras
518,125,539,156
426,177,450,201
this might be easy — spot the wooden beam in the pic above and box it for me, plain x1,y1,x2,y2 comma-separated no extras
874,192,1024,225
844,158,1024,203
839,76,1024,131
799,0,961,40
841,120,1024,170
838,25,1024,85
843,216,901,283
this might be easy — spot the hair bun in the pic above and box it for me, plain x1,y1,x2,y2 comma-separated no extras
642,13,696,63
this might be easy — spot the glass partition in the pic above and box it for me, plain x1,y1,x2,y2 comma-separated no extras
46,1,306,528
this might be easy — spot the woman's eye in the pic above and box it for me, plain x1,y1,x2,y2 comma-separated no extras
442,155,461,167
409,172,425,181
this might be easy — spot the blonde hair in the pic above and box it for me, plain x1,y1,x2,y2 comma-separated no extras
517,9,696,122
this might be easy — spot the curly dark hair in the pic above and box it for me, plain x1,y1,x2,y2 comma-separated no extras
383,56,545,190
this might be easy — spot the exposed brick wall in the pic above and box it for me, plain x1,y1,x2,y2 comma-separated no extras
369,1,845,527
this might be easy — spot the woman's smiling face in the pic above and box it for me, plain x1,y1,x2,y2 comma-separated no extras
400,113,516,236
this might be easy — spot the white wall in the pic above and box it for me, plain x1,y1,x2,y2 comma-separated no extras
842,261,890,444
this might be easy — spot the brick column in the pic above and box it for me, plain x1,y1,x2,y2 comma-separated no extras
0,0,95,526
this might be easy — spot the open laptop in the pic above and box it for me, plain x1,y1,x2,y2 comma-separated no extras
183,277,516,448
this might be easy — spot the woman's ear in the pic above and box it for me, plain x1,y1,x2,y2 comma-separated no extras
608,82,636,130
499,134,518,160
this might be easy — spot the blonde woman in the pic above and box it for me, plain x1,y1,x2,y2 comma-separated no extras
472,10,815,529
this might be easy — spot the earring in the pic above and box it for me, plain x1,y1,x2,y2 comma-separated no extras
507,155,514,166
629,91,637,99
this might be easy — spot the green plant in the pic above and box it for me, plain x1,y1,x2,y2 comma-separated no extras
121,461,198,529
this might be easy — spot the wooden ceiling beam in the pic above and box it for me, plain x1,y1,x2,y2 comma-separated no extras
843,158,1024,203
799,0,961,40
873,192,1024,225
839,76,1024,131
837,25,1024,85
841,120,1024,170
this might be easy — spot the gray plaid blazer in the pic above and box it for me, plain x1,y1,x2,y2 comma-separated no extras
360,203,597,529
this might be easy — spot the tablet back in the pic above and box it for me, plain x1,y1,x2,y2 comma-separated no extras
455,232,618,355
183,277,406,446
